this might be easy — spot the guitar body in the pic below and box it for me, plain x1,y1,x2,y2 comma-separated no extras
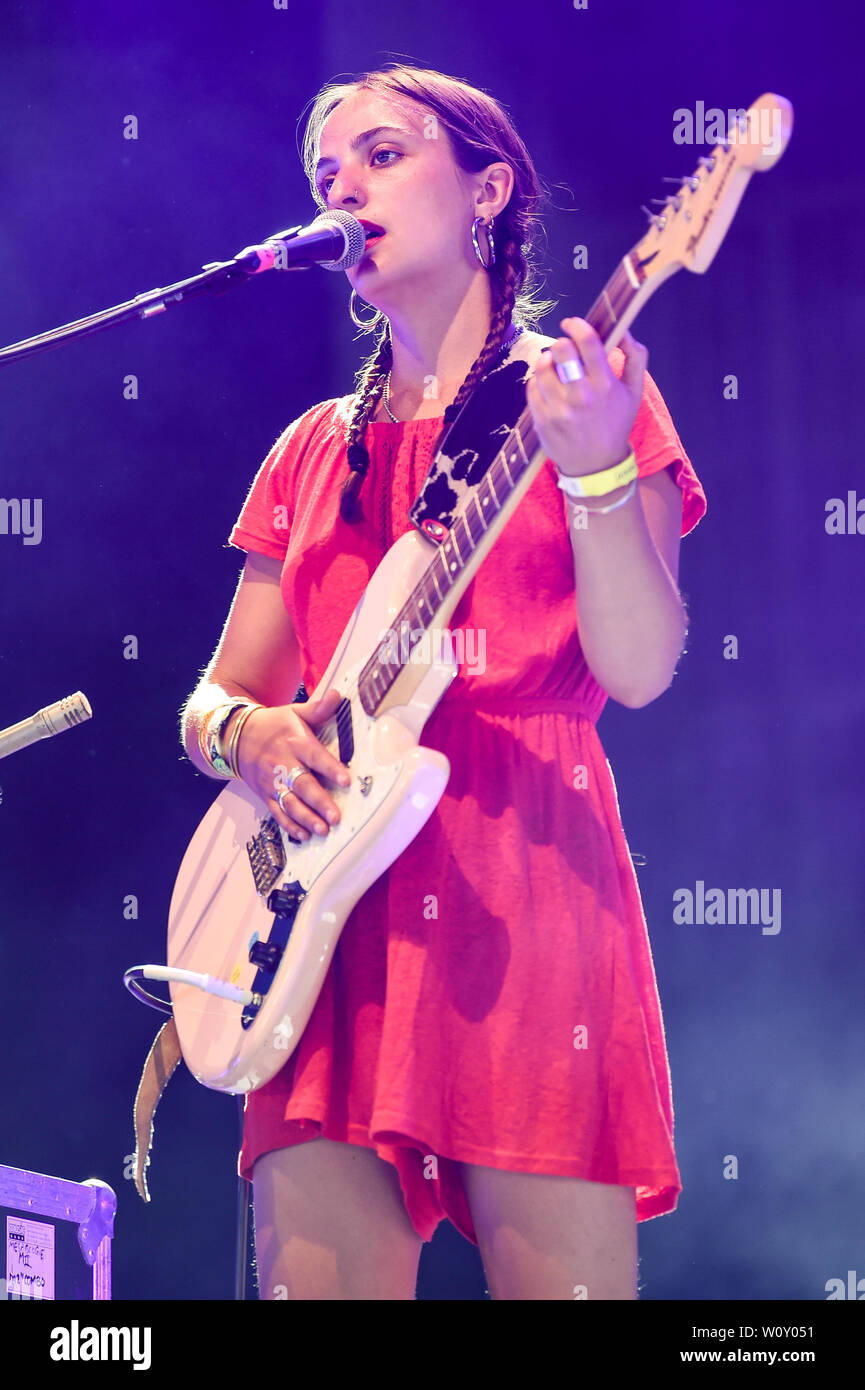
168,528,456,1094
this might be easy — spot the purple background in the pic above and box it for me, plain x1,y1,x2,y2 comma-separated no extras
1,0,863,1301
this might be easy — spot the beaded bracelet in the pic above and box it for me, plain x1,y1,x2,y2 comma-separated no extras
198,700,257,778
198,703,233,776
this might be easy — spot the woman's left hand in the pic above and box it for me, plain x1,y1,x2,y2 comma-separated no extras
526,318,648,477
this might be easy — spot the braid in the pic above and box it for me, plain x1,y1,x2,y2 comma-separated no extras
339,237,521,525
430,234,521,460
340,326,393,523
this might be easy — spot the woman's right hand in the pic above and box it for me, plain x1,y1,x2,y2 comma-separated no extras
232,687,351,841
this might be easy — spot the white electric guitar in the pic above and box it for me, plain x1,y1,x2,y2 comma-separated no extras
151,96,792,1094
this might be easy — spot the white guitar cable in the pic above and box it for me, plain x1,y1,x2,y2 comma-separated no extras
123,964,261,1014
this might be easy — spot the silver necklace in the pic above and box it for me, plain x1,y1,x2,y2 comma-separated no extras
381,322,524,423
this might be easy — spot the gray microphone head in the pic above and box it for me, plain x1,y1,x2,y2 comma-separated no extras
316,209,368,271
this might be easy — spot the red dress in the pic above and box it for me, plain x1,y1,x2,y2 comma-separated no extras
227,351,706,1245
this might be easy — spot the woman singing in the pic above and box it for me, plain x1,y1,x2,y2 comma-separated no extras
180,61,706,1300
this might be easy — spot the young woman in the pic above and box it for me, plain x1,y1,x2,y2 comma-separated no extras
180,62,706,1300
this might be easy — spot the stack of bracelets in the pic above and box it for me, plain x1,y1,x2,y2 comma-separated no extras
197,698,263,779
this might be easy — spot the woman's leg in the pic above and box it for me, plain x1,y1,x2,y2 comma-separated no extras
459,1162,638,1300
253,1137,424,1300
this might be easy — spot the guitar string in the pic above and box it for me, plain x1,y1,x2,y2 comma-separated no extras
355,268,641,711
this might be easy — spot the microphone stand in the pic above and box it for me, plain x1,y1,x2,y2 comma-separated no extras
1,217,352,1300
0,227,310,366
235,1096,251,1301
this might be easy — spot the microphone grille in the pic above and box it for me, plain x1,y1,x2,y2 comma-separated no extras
43,692,93,733
316,210,368,271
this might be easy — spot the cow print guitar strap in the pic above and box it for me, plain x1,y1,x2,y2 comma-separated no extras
408,324,549,544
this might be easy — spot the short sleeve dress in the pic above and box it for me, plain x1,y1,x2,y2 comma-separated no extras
226,346,707,1246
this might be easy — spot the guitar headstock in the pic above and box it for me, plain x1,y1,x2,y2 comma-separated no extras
631,94,793,282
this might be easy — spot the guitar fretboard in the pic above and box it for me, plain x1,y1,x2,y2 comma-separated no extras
357,252,645,717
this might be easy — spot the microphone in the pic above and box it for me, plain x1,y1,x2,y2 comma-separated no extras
232,210,368,275
0,692,92,761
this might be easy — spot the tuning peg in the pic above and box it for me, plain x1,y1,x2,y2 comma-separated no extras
662,175,700,192
697,155,716,171
640,204,667,230
650,195,682,211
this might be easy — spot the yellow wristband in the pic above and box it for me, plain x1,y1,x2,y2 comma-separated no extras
555,449,638,499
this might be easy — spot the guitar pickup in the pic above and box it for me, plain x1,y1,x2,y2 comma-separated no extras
335,696,354,765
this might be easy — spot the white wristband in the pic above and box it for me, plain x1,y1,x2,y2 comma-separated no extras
566,478,638,516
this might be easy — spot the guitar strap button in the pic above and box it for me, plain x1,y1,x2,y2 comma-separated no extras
421,518,449,542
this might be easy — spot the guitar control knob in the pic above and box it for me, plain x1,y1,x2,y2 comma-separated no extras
267,884,305,916
248,940,283,972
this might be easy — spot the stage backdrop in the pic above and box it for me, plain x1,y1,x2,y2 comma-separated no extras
1,0,862,1301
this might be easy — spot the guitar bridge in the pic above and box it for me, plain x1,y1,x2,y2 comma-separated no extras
246,816,286,896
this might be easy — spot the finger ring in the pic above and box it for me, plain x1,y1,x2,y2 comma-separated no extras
555,357,584,384
276,764,305,812
285,764,306,791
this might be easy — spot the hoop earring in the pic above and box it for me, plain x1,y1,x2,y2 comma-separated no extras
471,215,496,269
349,289,383,329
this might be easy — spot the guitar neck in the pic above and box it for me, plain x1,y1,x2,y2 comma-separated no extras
357,250,675,718
353,93,794,717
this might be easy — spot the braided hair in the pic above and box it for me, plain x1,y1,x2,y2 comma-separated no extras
300,63,555,523
339,245,520,523
340,320,392,522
